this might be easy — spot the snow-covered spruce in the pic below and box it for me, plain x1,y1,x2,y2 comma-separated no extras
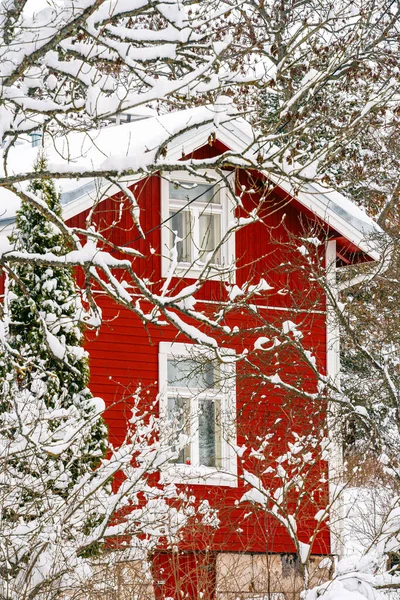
4,153,107,483
0,155,109,596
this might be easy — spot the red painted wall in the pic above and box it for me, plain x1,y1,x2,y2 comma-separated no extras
65,145,331,590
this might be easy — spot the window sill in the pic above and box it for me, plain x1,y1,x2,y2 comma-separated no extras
160,464,238,488
162,262,235,282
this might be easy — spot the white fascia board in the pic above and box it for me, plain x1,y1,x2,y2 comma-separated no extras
62,174,144,222
215,120,382,262
166,121,249,162
219,121,257,153
265,172,381,261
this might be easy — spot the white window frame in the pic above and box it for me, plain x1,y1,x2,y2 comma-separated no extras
161,170,236,281
158,341,237,487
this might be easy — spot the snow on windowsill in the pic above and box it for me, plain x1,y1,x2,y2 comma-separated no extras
160,463,237,488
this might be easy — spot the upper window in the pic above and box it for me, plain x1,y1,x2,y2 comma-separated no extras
161,171,235,280
159,342,237,487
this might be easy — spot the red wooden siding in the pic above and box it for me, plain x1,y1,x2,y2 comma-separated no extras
65,142,331,564
83,297,329,555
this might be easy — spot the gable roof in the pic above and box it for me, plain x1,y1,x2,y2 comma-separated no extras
0,105,382,261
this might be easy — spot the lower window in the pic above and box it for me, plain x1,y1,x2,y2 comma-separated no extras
159,342,237,486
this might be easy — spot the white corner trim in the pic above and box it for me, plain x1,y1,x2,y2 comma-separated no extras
326,240,340,387
325,240,345,559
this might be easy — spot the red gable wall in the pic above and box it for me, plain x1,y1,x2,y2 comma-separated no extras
66,145,331,564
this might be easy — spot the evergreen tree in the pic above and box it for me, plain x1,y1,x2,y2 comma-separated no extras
4,153,107,485
0,154,108,596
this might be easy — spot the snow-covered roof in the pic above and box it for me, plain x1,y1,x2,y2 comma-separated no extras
0,104,382,260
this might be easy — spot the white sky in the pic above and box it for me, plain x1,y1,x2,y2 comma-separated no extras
23,0,58,17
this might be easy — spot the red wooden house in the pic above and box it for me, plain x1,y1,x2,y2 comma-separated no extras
0,105,382,599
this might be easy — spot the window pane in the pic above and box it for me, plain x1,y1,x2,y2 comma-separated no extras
170,211,191,262
169,181,219,204
168,396,190,464
199,398,219,467
168,358,215,390
199,213,221,263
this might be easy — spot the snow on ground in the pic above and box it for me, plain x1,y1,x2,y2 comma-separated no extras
339,487,400,600
342,487,393,557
